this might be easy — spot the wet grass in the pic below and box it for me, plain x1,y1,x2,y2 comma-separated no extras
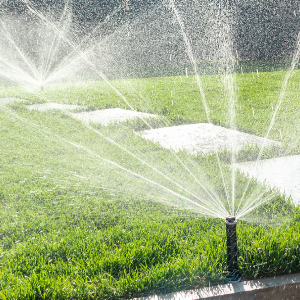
1,68,300,299
2,68,300,143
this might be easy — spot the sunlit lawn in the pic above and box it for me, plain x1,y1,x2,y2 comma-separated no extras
1,69,300,299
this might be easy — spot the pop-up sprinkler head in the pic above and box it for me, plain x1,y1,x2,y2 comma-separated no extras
41,85,44,92
225,216,242,282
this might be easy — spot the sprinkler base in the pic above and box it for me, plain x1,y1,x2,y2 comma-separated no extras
226,270,243,283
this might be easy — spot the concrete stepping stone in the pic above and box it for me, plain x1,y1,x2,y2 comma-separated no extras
235,155,300,204
0,97,27,106
27,103,81,111
139,123,278,154
71,108,157,126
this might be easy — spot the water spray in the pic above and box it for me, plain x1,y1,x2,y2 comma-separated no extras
225,216,242,282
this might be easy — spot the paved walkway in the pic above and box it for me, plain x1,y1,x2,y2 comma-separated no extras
1,98,295,204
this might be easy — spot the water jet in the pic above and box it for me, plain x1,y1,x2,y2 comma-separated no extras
1,0,300,298
225,216,242,282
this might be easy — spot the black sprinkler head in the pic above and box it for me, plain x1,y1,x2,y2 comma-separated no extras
225,216,242,283
226,216,236,224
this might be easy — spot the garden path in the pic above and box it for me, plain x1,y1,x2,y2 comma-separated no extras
1,98,296,204
235,155,300,204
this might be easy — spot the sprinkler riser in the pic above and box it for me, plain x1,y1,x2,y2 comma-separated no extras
225,216,242,282
226,219,238,273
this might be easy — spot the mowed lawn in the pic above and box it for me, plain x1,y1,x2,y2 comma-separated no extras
1,69,300,299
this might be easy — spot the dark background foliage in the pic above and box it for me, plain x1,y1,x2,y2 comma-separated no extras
1,0,300,58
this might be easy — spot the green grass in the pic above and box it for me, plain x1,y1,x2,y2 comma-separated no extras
1,68,300,299
3,68,300,142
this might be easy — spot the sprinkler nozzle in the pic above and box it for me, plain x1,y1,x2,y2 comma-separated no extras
225,216,242,282
226,216,236,224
